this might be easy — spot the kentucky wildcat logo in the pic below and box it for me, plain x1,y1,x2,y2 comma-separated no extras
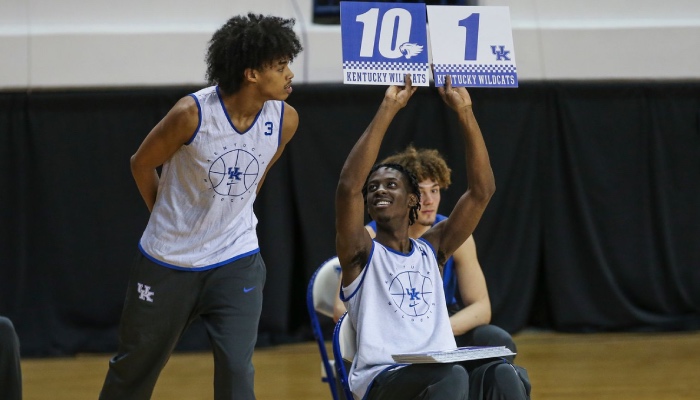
399,42,423,59
388,271,433,317
208,149,261,197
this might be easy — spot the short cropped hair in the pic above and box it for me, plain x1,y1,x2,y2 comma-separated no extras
381,145,452,189
205,13,303,95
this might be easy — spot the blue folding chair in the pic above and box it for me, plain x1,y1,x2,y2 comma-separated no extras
307,256,343,399
333,311,357,400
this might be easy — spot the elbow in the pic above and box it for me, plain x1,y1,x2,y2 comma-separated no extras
473,180,496,206
129,154,138,174
130,153,149,174
484,179,496,200
336,179,357,199
129,154,145,180
483,307,492,324
130,153,150,179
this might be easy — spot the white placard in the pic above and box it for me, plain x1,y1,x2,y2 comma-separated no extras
427,6,517,88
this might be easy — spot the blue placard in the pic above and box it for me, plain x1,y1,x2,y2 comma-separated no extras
340,1,430,86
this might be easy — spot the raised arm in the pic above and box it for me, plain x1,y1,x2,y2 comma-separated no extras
422,76,496,265
335,76,417,285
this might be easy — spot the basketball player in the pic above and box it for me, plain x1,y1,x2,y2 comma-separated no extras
335,75,529,399
333,145,517,360
99,14,302,400
0,316,22,400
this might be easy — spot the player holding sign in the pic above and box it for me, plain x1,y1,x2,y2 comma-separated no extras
335,74,530,399
341,2,431,86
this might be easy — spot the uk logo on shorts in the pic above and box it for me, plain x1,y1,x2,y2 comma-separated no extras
138,283,154,303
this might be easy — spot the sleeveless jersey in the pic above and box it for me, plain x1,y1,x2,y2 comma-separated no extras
139,86,284,270
368,214,458,306
341,238,457,399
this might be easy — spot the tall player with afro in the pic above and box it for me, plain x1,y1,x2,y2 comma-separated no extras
100,14,302,400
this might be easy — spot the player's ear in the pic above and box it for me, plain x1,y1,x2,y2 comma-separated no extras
244,68,258,83
408,193,418,207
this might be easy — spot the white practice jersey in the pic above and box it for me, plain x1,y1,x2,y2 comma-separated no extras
139,86,284,270
341,238,457,399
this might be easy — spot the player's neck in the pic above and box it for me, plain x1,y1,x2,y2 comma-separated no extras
408,223,430,239
219,88,265,131
376,235,413,254
375,223,412,254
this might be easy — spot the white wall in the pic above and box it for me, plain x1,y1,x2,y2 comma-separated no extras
483,0,700,80
1,0,699,89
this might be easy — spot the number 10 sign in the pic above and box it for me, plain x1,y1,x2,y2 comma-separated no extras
341,2,431,86
340,2,517,88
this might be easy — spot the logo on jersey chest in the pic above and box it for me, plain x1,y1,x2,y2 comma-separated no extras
204,143,267,202
385,262,435,322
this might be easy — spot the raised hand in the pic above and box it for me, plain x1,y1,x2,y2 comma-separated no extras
438,75,473,112
384,74,418,110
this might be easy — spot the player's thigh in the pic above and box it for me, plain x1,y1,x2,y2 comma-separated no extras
368,363,468,399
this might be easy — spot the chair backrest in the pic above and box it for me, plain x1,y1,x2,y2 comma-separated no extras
306,256,343,400
333,312,357,400
312,256,342,318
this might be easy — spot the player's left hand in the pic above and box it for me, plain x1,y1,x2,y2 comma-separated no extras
438,75,473,112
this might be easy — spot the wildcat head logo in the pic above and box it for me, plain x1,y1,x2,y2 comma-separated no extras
399,43,423,59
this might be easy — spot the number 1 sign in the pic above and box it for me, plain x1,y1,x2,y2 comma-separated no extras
427,6,517,87
340,1,431,86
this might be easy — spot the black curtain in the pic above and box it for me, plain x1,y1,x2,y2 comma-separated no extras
1,82,699,356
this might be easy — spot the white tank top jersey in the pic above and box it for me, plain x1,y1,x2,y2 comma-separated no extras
139,86,284,270
341,238,457,399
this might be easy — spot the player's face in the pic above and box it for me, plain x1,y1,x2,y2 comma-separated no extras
417,179,441,227
366,167,416,223
255,57,294,100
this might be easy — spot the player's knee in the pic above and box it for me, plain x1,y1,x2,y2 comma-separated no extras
491,364,527,398
221,357,254,378
490,327,516,352
445,364,469,395
0,317,17,337
477,325,517,352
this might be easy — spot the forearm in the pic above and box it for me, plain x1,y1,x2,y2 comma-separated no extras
449,300,492,336
338,101,400,191
457,107,496,199
131,161,159,212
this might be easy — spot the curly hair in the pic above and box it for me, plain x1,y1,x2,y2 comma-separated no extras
362,163,422,226
381,145,452,189
205,13,303,95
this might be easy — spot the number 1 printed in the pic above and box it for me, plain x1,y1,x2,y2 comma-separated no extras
458,13,480,61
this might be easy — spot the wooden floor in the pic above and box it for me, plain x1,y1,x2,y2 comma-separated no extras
21,330,700,400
